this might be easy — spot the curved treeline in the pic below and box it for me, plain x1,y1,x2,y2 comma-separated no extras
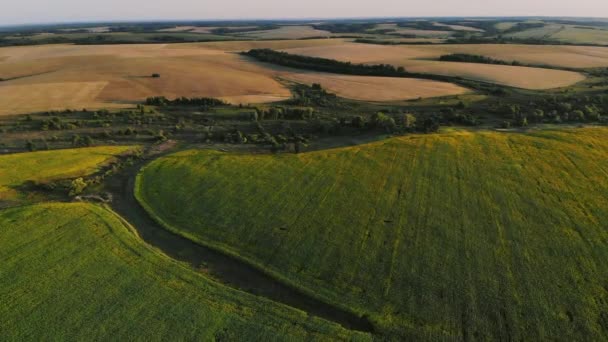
145,96,227,107
439,53,522,66
243,48,408,77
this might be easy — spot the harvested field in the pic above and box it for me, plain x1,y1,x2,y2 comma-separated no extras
0,81,118,115
281,42,591,88
0,44,292,114
281,72,468,101
0,40,471,114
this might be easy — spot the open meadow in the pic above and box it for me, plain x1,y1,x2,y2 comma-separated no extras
137,127,608,340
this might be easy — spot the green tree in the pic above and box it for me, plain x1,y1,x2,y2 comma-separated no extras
68,178,88,196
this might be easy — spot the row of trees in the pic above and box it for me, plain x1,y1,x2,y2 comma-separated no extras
145,96,227,107
439,53,524,66
244,49,408,77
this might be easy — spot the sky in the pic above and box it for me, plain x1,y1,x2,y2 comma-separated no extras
3,0,608,26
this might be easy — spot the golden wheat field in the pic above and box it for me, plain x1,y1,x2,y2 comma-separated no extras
0,41,472,115
280,42,600,88
281,72,468,101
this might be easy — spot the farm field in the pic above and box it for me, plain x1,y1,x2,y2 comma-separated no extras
137,127,608,340
0,146,135,203
236,25,333,39
432,22,483,32
280,42,597,88
280,72,468,101
505,24,608,45
0,41,473,114
370,23,453,37
0,202,367,341
158,25,258,33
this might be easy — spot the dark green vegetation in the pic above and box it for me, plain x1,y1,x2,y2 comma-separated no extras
439,53,523,66
244,48,407,76
138,128,608,340
0,202,368,340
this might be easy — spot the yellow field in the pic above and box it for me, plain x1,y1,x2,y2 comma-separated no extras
0,40,474,114
1,39,602,115
280,42,595,88
0,44,292,114
281,72,468,101
0,146,135,201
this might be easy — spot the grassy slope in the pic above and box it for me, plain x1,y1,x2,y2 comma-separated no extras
0,146,135,201
0,202,368,341
137,128,608,340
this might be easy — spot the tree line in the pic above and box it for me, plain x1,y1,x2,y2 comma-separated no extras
145,96,227,107
243,49,408,77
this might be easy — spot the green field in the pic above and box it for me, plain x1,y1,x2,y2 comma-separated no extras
505,24,608,45
137,127,608,340
0,202,368,341
0,146,135,203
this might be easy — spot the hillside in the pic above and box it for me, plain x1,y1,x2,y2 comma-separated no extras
0,202,369,341
137,127,608,340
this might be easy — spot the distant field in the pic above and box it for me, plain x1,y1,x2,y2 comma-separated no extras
495,22,517,31
432,22,483,32
0,202,366,340
237,25,333,39
0,40,471,114
137,127,608,340
158,25,258,33
281,42,592,88
371,23,453,37
0,146,135,202
506,24,608,45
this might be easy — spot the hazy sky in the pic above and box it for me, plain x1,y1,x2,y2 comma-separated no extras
3,0,608,26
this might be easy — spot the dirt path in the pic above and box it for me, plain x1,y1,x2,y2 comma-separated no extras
105,144,375,334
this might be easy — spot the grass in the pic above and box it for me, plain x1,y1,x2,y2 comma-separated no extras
0,202,369,341
137,127,608,340
0,146,135,202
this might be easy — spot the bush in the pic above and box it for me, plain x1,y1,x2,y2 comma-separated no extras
68,178,88,196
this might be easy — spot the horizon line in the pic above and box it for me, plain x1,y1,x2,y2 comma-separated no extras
3,15,608,29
